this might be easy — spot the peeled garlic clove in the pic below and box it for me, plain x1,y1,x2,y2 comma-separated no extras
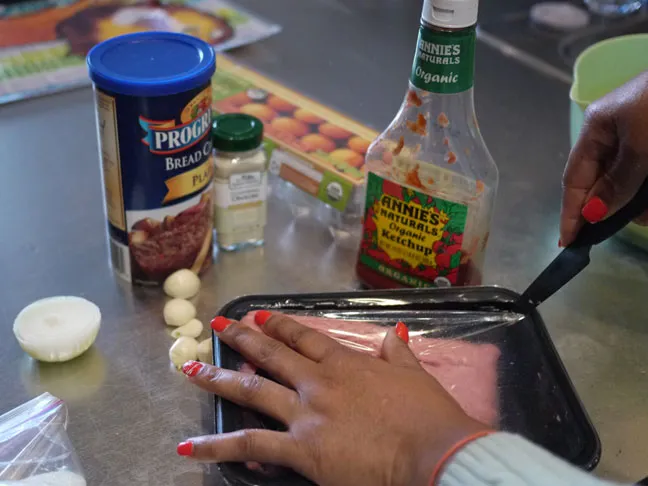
163,269,201,299
197,338,213,364
171,318,203,339
169,336,198,369
13,296,101,363
163,298,196,327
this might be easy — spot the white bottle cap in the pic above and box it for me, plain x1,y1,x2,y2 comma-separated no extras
422,0,479,29
530,2,590,31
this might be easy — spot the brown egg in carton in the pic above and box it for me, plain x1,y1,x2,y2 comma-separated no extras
212,56,378,191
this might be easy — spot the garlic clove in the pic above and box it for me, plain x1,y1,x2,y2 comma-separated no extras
13,296,101,363
197,337,213,364
163,269,201,299
169,336,198,369
163,298,196,327
171,318,203,339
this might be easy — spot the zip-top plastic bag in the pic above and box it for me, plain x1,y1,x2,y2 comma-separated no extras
0,393,86,485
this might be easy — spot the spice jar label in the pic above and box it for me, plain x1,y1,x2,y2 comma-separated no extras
214,171,267,208
359,172,468,288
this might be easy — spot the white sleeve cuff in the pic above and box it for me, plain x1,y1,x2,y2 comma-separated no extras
439,432,622,486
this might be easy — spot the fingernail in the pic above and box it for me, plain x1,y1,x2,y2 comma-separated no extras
582,197,608,223
177,441,194,457
182,361,203,377
254,310,273,326
395,321,409,343
211,316,231,332
558,239,564,248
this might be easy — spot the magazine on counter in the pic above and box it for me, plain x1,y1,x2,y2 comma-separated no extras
0,0,281,104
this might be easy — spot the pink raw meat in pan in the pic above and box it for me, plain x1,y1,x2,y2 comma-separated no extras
419,362,498,426
237,312,500,426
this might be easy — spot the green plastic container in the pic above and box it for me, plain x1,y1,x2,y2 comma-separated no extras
570,34,648,251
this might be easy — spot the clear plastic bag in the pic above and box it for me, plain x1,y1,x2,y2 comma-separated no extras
0,393,86,485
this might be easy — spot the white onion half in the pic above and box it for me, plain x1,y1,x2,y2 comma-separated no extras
13,296,101,363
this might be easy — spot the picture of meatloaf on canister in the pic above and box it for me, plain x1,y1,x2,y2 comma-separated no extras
128,192,213,283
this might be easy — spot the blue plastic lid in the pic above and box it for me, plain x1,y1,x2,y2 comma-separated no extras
87,31,216,97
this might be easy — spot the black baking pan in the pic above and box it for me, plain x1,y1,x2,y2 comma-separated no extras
214,286,601,486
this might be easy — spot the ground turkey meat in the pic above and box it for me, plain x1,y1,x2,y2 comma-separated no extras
239,311,501,426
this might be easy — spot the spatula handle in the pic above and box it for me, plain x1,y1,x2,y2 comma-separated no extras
571,178,648,248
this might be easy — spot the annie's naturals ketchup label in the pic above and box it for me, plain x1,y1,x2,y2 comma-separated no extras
97,84,214,285
359,172,468,288
410,26,475,94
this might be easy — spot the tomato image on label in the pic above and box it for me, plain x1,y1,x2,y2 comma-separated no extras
359,172,468,287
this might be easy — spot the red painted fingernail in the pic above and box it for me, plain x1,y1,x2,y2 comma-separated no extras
558,239,564,248
255,310,272,326
395,321,409,343
211,316,231,332
182,361,203,377
582,197,608,223
177,441,194,456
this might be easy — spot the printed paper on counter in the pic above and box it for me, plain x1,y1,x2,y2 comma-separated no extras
0,0,281,104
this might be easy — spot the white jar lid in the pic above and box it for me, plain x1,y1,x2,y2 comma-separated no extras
530,2,590,31
422,0,480,29
13,296,101,363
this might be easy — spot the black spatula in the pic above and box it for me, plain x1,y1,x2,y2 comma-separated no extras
518,178,648,311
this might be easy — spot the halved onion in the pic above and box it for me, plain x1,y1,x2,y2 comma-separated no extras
13,296,101,363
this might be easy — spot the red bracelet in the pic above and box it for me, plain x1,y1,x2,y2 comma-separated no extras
429,430,495,486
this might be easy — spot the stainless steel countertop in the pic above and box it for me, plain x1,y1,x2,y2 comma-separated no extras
1,0,647,484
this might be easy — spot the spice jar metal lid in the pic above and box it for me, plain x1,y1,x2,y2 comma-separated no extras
87,31,216,97
212,113,264,152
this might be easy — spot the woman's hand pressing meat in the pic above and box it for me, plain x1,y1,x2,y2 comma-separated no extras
177,313,488,486
561,71,648,246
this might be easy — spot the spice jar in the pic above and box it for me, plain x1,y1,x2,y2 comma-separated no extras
212,113,268,251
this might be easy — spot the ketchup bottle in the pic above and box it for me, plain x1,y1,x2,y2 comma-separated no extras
356,0,498,289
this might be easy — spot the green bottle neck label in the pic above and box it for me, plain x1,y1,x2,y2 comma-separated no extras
410,26,476,94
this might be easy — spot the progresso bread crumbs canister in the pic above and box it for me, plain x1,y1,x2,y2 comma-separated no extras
87,32,216,285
